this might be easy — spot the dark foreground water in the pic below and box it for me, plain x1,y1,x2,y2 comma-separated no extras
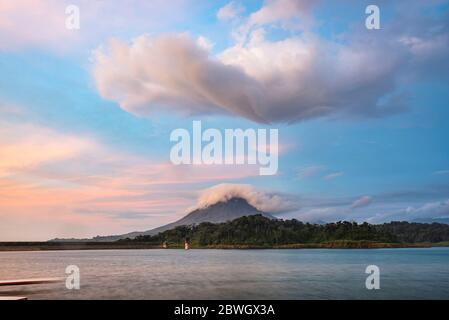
0,248,448,299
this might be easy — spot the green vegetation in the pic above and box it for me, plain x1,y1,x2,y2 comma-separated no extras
2,216,448,251
374,221,449,243
124,215,449,248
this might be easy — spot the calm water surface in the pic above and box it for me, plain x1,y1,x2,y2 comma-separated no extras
1,248,448,299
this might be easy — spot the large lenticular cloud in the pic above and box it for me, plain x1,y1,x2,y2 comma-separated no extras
93,34,268,123
195,183,298,213
92,32,404,124
91,0,449,124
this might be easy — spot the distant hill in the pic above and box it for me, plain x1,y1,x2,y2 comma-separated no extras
79,197,275,242
412,217,449,225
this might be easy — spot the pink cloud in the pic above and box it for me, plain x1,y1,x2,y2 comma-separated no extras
0,0,78,51
0,121,260,240
0,0,191,52
0,122,94,177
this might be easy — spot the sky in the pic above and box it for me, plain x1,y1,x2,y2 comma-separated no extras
0,0,449,241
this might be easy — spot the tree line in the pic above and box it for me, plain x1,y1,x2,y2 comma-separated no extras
122,215,449,246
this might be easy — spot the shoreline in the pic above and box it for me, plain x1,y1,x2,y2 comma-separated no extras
0,241,447,252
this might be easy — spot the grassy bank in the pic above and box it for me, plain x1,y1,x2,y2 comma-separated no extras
0,242,161,252
0,240,442,251
196,240,433,249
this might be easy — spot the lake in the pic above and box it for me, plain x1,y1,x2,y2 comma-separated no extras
1,248,448,299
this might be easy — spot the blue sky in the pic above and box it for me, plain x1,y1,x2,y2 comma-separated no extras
0,0,448,240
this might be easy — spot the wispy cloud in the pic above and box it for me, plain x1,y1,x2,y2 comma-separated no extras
367,199,449,224
433,170,449,175
351,196,373,209
323,171,344,181
296,165,326,179
217,1,245,21
0,122,94,177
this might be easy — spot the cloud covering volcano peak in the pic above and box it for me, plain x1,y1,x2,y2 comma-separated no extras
195,183,298,213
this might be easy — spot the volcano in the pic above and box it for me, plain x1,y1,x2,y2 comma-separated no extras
95,197,275,241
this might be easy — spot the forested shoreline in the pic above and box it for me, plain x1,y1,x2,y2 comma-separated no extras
2,215,449,251
126,215,449,247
